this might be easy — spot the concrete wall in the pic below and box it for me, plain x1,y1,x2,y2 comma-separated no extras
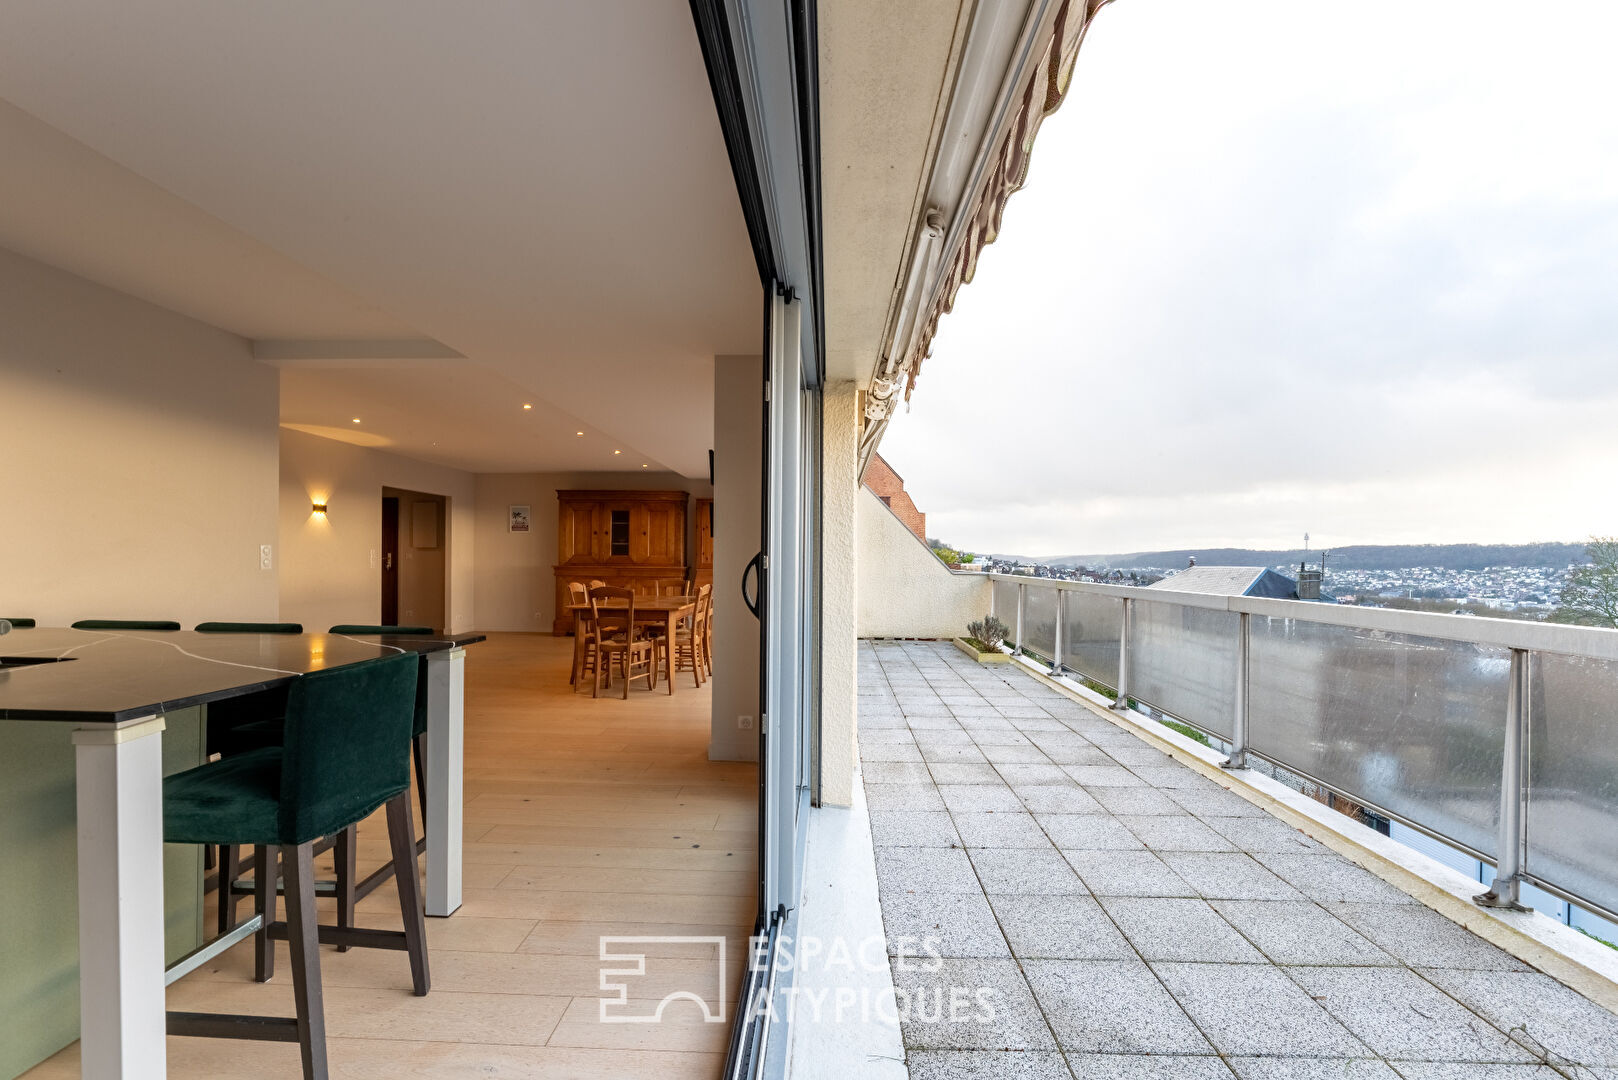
857,486,991,639
818,381,860,806
472,470,711,633
0,247,279,627
278,428,476,634
710,355,762,763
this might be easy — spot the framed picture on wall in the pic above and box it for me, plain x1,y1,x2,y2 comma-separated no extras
509,505,531,533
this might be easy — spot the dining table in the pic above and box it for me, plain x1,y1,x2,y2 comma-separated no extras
0,624,482,1080
567,595,696,691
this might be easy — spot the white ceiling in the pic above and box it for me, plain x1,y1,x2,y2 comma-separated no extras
277,360,667,474
0,2,758,478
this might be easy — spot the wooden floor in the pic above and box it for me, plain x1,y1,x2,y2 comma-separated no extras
25,633,758,1079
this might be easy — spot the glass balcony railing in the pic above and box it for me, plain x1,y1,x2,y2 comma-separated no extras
987,572,1618,924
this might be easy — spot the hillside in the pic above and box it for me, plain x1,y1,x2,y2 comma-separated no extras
990,542,1589,572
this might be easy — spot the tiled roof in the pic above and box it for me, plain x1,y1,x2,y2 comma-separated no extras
1148,566,1268,596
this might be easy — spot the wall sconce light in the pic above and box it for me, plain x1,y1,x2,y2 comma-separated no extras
312,501,329,516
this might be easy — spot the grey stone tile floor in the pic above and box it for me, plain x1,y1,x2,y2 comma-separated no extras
861,641,1618,1080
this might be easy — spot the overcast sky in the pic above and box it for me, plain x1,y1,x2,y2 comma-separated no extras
878,0,1618,558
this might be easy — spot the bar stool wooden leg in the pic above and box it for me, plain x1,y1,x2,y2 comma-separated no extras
334,828,357,952
254,845,277,983
385,794,431,996
216,843,239,936
281,842,329,1080
413,731,430,856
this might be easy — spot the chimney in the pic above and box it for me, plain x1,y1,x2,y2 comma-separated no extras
1188,555,1197,568
1297,562,1323,601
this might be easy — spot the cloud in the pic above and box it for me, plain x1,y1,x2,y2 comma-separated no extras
880,0,1618,556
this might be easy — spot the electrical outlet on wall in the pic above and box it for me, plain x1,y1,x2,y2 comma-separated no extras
259,544,273,570
738,715,754,730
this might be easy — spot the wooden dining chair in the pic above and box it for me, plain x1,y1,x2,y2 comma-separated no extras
670,586,711,689
589,586,656,698
572,604,606,692
697,583,714,677
567,582,594,687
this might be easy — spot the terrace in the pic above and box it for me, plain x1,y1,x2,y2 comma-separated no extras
860,637,1618,1075
845,557,1618,1076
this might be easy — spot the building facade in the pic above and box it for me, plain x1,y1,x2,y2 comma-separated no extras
862,453,926,541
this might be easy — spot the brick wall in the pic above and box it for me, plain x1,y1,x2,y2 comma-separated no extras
863,453,926,541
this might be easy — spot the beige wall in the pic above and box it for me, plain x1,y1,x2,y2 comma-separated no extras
818,381,860,805
709,355,762,763
857,486,991,639
278,428,475,634
0,247,279,628
472,471,711,633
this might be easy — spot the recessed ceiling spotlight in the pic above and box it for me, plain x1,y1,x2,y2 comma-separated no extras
351,417,361,424
522,403,533,410
613,449,622,455
641,463,648,468
575,431,584,437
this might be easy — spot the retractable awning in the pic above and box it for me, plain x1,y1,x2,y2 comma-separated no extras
904,0,1112,403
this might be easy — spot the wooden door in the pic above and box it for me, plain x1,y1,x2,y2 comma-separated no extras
558,498,598,565
381,496,400,624
642,502,682,566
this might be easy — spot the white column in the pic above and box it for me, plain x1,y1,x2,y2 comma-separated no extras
72,715,168,1080
818,380,860,807
423,648,465,916
710,354,764,764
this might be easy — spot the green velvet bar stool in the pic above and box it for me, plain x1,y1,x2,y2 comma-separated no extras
328,624,433,635
323,627,435,931
163,653,429,1079
195,621,305,634
70,618,181,630
195,621,305,934
0,617,35,628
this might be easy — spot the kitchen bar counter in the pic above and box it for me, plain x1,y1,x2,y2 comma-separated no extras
0,626,482,1080
0,627,484,721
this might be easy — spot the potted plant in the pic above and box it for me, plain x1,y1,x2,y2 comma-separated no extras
955,615,1011,662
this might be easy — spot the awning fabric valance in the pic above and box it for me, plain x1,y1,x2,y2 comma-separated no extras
904,0,1112,403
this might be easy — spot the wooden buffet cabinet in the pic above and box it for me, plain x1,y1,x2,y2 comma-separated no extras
552,490,689,634
694,497,714,591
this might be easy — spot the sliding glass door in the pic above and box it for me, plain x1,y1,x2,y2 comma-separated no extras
727,287,819,1080
759,288,815,921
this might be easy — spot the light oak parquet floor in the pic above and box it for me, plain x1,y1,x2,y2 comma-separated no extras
24,633,758,1079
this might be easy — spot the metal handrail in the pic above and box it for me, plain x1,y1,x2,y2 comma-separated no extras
985,570,1618,919
984,571,1618,662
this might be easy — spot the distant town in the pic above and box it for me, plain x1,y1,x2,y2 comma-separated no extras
937,541,1603,623
868,457,1609,626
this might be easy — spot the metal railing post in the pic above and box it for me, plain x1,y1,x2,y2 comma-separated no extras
1476,648,1531,911
1052,588,1065,674
1111,598,1132,711
1222,612,1250,769
1015,583,1026,655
